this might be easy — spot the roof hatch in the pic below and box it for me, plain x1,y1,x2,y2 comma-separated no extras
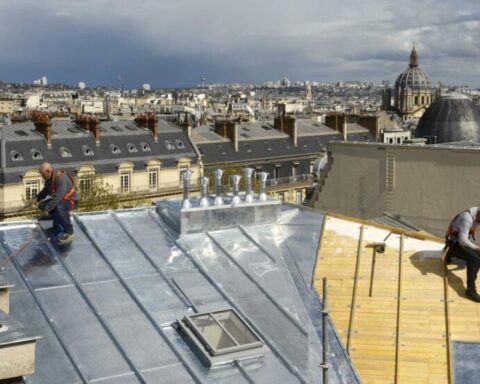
175,309,266,367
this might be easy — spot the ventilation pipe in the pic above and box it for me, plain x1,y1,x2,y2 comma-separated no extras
230,175,242,205
198,176,210,207
213,169,224,206
257,172,269,201
243,167,255,203
181,169,192,209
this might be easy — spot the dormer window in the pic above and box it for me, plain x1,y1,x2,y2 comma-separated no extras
127,143,138,153
141,142,151,152
59,147,72,158
175,139,185,149
31,148,43,160
83,145,94,156
10,150,23,162
165,140,175,150
111,144,121,154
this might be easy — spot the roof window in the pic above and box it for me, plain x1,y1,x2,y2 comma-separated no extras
59,147,72,158
175,309,265,367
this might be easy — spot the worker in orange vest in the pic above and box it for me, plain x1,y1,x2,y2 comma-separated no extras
32,162,79,245
445,207,480,302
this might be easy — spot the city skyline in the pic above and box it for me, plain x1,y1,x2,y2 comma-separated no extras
0,0,479,87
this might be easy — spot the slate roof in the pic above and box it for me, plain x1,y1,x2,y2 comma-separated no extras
194,120,372,165
0,202,359,383
0,120,198,184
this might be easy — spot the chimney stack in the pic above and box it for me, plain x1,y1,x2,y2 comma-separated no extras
274,115,297,146
214,120,239,151
30,111,52,147
135,112,158,141
76,115,100,144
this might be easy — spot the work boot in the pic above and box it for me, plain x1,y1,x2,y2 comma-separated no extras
465,289,480,303
58,233,74,245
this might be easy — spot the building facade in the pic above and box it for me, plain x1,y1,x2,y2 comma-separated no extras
0,113,200,217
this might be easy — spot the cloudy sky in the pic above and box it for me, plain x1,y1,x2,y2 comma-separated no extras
0,0,479,87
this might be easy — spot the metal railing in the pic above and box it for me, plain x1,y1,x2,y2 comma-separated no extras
266,174,314,187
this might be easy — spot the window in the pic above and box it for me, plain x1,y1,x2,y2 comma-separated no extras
60,146,72,158
296,191,303,205
83,145,94,156
148,168,158,191
292,163,299,179
165,140,175,150
273,165,281,180
175,139,185,149
31,148,43,160
175,309,265,367
10,150,23,162
120,171,130,192
25,180,39,201
414,96,419,105
309,161,314,173
127,143,138,153
111,144,121,154
78,177,92,193
141,142,151,152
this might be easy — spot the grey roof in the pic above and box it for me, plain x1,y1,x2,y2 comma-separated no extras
415,95,480,143
194,120,372,165
0,202,359,383
0,120,197,184
395,66,432,90
191,120,370,145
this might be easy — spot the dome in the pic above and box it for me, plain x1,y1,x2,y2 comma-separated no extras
415,94,480,143
395,46,432,90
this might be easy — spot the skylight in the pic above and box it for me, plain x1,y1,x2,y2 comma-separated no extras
175,309,265,367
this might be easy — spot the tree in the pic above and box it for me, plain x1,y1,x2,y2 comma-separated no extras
75,175,120,212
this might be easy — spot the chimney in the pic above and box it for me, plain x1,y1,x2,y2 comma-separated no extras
135,112,158,141
274,115,297,146
76,115,100,144
30,111,52,147
213,168,224,206
214,120,239,151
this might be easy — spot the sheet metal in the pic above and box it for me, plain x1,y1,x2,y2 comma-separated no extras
0,203,359,383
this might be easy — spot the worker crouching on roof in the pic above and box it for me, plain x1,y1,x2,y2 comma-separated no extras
32,162,79,245
445,207,480,302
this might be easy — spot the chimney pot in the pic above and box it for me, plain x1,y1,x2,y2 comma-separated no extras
230,175,242,205
257,172,269,201
243,167,255,202
198,176,210,207
213,169,224,206
181,169,192,209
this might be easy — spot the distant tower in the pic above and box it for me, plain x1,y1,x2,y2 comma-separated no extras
41,76,48,86
393,44,433,122
305,82,313,102
201,77,206,88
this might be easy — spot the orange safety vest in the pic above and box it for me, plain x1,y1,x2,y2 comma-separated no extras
50,170,76,209
447,211,476,240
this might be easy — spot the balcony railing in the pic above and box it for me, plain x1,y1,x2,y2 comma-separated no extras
266,174,314,187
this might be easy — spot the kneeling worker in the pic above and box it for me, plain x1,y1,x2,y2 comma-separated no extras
33,162,79,245
445,207,480,302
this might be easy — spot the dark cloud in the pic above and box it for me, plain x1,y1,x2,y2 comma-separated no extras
0,0,478,87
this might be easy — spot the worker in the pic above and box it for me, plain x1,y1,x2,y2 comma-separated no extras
32,162,79,245
445,207,480,302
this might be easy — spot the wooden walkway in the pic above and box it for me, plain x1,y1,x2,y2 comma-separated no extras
313,215,478,384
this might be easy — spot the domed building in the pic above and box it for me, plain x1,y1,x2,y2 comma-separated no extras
383,45,433,122
415,94,480,143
